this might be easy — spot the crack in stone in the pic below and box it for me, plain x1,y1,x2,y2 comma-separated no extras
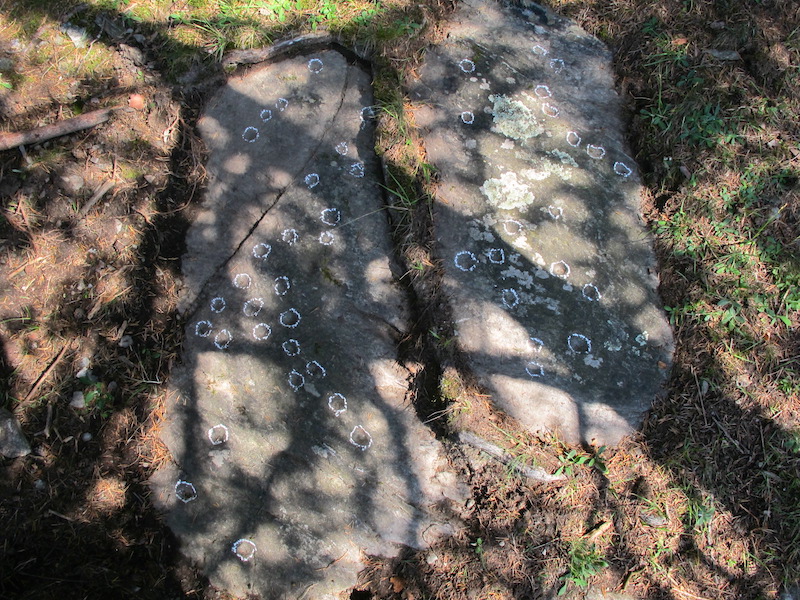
184,58,356,320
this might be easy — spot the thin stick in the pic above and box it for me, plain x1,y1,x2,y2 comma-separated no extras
0,106,124,152
23,344,69,403
79,179,115,218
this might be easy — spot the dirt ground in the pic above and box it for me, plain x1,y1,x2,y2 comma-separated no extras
1,0,798,599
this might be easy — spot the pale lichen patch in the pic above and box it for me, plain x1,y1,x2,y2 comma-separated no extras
488,94,544,141
480,171,535,210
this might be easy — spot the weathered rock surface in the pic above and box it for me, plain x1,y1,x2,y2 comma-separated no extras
0,408,30,458
150,50,466,599
410,0,673,444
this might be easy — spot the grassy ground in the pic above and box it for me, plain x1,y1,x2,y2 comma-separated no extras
0,0,798,599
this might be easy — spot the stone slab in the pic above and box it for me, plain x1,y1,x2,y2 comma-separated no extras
410,0,674,444
151,50,465,599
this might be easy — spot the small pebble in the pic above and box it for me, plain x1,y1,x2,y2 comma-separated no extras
70,391,86,409
33,479,46,490
128,93,146,111
118,335,133,348
705,48,741,61
81,432,93,442
641,512,668,527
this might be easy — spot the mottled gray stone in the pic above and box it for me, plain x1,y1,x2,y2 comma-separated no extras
57,170,85,196
410,0,673,445
586,590,639,600
151,50,465,599
0,408,31,458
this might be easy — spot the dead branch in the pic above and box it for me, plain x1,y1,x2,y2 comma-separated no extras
79,179,116,218
0,106,126,152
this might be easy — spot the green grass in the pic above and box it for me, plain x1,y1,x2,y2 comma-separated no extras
558,539,608,595
554,446,608,477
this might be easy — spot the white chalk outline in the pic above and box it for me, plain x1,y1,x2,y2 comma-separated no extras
549,260,570,279
454,250,478,272
304,173,320,188
321,208,341,226
459,58,475,73
288,369,305,391
532,44,548,56
195,320,212,337
335,141,348,155
348,162,365,178
566,131,581,147
252,243,272,259
547,205,563,219
175,480,197,503
282,228,298,245
328,393,347,417
252,322,272,340
361,106,377,121
582,283,601,301
549,58,565,72
487,248,505,264
319,231,335,246
282,339,301,357
502,219,524,235
242,298,264,317
274,276,290,296
501,288,519,309
349,425,373,451
586,144,606,159
214,329,233,350
233,273,252,289
260,109,272,122
529,337,544,352
276,98,288,111
210,296,226,313
542,103,560,117
534,84,552,97
550,260,571,281
568,333,592,354
614,161,633,177
307,57,324,73
306,360,326,378
460,111,475,124
208,424,229,445
279,308,301,328
232,538,257,562
242,126,259,143
525,361,544,378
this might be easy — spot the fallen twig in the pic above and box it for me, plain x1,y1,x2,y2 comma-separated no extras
0,106,125,152
23,344,70,404
222,32,335,68
35,402,54,438
79,179,115,218
458,431,566,483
